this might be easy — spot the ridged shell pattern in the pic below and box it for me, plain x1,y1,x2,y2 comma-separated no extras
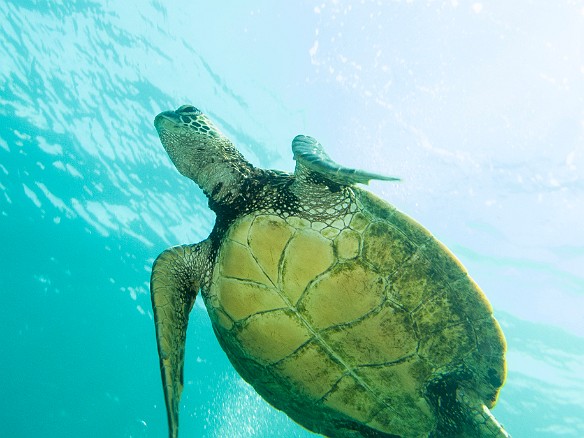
203,197,505,437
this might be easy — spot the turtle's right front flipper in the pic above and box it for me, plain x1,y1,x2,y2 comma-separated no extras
150,242,209,438
292,135,401,186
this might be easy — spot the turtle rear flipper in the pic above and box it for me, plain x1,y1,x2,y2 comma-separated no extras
292,134,400,186
458,390,511,438
151,242,209,438
427,374,510,438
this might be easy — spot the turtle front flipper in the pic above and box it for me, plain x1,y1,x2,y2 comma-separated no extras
150,242,209,438
292,134,400,185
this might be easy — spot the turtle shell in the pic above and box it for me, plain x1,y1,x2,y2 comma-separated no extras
203,190,506,437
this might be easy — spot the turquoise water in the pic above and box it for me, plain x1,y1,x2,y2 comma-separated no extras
1,1,583,437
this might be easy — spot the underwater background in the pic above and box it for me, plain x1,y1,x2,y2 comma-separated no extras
1,1,583,437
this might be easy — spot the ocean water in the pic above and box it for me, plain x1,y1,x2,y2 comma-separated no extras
1,1,583,437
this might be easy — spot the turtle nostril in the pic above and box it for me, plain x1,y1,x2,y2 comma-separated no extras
177,105,200,115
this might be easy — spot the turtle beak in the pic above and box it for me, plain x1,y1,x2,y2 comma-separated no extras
154,111,186,138
154,110,181,129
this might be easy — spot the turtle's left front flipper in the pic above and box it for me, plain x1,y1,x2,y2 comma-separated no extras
150,241,209,438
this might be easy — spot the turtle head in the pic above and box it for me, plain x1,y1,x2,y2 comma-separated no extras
154,105,254,205
155,105,224,142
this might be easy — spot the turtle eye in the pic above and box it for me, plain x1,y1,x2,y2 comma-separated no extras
177,105,201,115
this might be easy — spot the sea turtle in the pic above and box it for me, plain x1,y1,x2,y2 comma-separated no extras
151,105,509,438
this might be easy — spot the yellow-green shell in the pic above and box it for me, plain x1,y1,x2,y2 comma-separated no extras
204,191,506,437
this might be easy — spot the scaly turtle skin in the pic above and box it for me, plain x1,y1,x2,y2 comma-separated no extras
151,105,509,438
